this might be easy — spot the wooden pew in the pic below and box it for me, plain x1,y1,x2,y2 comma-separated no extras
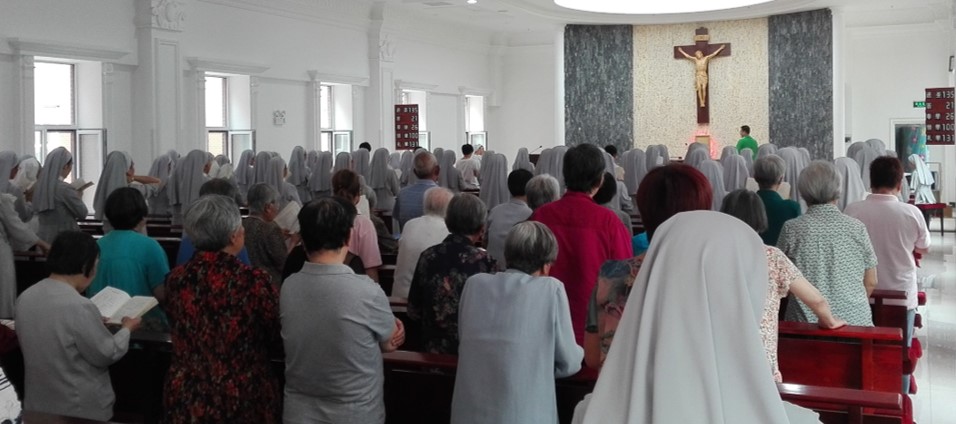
778,322,903,392
381,350,904,424
22,411,120,423
14,251,49,295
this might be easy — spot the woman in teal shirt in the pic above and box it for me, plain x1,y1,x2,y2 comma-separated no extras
87,188,169,325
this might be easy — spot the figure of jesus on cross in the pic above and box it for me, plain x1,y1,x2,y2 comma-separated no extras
674,28,731,124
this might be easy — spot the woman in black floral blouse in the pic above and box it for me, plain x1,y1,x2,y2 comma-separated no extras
163,194,281,423
407,194,496,354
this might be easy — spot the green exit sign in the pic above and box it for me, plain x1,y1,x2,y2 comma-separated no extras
914,101,926,108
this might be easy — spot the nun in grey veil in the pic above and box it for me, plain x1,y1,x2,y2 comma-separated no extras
512,148,534,173
438,150,464,193
699,160,727,211
370,148,400,211
399,150,416,187
253,151,273,185
719,146,737,161
333,152,351,173
479,153,509,211
167,149,211,224
288,146,312,203
234,149,255,200
535,148,554,176
0,151,33,223
264,157,302,210
834,157,866,211
35,147,88,242
147,154,174,216
778,147,808,207
757,143,777,159
93,151,133,222
723,155,749,191
623,149,646,196
740,148,755,176
684,148,709,170
308,151,334,199
351,148,372,182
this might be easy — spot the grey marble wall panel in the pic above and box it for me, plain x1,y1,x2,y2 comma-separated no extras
565,25,634,153
769,9,834,160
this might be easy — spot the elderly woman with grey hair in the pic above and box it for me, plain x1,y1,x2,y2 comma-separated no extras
452,221,582,424
407,194,496,355
163,194,282,422
752,154,801,246
242,183,291,285
777,160,878,327
525,174,560,211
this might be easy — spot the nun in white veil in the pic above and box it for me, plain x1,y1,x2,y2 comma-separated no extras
723,154,749,191
35,147,88,242
438,150,464,193
308,151,334,199
909,154,936,204
684,148,709,170
264,157,302,210
644,145,666,170
513,147,534,173
479,153,510,211
370,148,400,211
603,152,633,213
12,155,40,194
550,146,568,191
798,147,811,164
288,146,312,203
0,151,33,223
699,160,726,211
333,152,350,173
389,152,403,179
885,150,911,202
685,142,707,157
572,211,821,424
834,157,867,212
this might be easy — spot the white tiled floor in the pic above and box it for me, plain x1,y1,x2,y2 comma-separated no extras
910,224,956,424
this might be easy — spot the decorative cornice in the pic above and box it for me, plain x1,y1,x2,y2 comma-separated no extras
395,80,439,91
308,70,369,86
199,0,370,32
458,86,494,97
152,0,188,32
7,38,130,62
186,56,269,74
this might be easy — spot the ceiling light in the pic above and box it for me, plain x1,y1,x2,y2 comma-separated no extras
554,0,774,14
467,0,477,4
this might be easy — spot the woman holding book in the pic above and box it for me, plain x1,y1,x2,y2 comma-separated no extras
163,194,281,423
34,147,88,243
16,231,141,421
86,188,170,327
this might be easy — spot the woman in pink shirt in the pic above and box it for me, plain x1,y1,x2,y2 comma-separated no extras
332,170,383,282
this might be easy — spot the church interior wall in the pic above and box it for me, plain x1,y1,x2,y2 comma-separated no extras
846,23,955,202
486,42,557,163
768,9,834,161
633,18,770,158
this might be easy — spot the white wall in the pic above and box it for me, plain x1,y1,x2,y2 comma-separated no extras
256,78,310,155
488,42,557,164
428,93,463,152
846,24,955,202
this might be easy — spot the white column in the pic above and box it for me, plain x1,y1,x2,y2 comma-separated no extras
101,63,115,135
131,0,187,162
365,3,397,150
193,68,206,148
250,76,260,133
307,71,322,151
554,24,566,147
14,55,35,156
831,7,847,159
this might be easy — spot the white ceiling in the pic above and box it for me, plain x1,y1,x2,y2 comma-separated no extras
386,0,954,36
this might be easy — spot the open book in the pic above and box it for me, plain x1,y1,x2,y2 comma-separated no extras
274,201,301,234
90,287,158,325
71,178,94,192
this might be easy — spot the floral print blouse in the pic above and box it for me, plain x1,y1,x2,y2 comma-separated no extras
407,234,496,354
163,251,282,423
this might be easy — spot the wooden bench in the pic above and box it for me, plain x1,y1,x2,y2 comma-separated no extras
381,350,903,424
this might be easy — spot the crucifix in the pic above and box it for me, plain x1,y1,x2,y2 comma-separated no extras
674,27,732,124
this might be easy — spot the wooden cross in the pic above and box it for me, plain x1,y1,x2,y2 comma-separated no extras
673,27,732,124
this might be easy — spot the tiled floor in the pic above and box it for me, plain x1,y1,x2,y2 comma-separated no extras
911,223,956,424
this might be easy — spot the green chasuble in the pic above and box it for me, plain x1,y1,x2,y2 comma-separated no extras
736,135,759,159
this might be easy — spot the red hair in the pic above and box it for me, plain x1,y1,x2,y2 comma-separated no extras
636,164,713,241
